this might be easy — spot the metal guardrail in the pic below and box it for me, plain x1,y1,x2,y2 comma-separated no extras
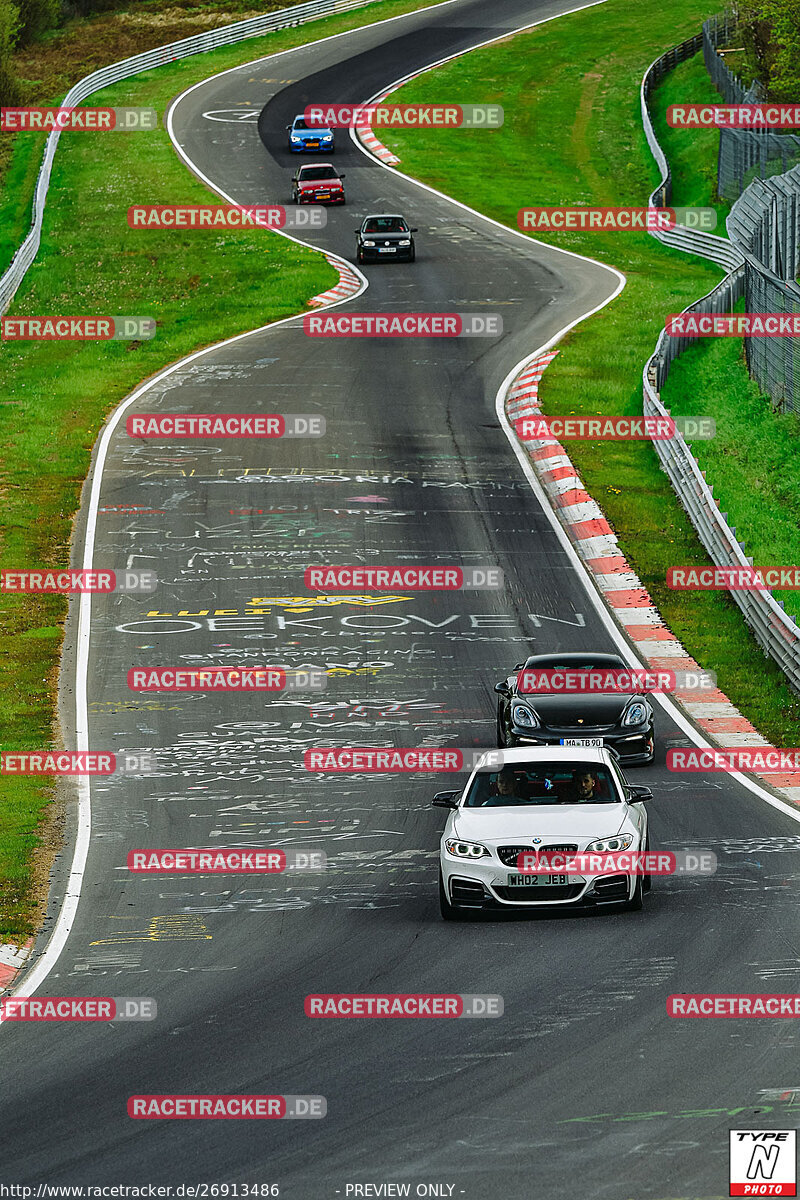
640,37,800,691
0,0,382,315
641,34,742,272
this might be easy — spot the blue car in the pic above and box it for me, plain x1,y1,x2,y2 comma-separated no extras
286,115,335,154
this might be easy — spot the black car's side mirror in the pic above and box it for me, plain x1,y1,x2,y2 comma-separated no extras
432,791,459,809
494,682,510,695
354,229,360,234
627,785,652,802
410,227,418,232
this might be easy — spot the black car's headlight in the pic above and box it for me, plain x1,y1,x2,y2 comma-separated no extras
445,840,490,859
511,703,539,729
398,239,411,245
363,239,375,246
622,700,649,727
584,835,635,852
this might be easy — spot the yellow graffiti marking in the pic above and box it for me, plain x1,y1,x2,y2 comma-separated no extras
90,915,212,945
146,595,412,617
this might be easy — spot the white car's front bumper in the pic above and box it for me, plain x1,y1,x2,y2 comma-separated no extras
440,849,640,908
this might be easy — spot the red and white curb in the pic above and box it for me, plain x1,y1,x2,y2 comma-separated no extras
308,256,362,307
0,939,34,993
506,351,800,805
355,122,400,165
353,70,431,166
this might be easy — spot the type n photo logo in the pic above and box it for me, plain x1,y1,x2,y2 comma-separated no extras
730,1130,797,1196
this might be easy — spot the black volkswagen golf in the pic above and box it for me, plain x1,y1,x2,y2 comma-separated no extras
494,652,655,766
355,213,417,263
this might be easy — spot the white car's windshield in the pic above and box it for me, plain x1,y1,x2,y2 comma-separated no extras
464,762,622,807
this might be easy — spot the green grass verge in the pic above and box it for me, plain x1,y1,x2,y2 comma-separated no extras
376,0,800,744
0,0,449,273
660,312,800,615
0,0,449,942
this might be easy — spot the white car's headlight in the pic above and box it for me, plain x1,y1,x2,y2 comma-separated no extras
622,700,649,727
584,834,634,852
398,239,411,245
363,239,375,246
445,840,489,859
511,703,539,729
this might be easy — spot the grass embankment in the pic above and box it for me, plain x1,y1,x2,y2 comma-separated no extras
377,0,800,744
0,0,448,270
0,0,448,941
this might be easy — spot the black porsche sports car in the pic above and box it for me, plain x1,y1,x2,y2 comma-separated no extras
494,651,655,766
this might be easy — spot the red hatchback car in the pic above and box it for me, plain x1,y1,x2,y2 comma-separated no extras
291,163,346,205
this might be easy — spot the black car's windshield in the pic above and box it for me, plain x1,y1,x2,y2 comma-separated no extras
523,655,626,672
299,167,337,180
363,218,408,233
516,653,631,695
464,763,622,807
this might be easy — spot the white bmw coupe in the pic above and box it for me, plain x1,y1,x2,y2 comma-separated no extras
433,746,652,919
